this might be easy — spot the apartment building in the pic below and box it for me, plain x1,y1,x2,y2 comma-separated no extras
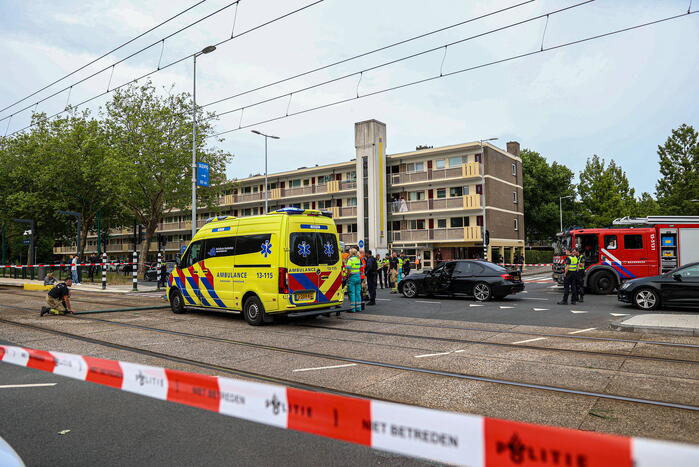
61,120,524,268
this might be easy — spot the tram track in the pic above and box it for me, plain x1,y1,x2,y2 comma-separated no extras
1,312,697,412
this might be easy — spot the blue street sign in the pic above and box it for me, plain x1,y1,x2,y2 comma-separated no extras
358,240,364,248
197,162,210,187
23,239,30,245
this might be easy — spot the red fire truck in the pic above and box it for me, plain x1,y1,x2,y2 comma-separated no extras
552,216,699,294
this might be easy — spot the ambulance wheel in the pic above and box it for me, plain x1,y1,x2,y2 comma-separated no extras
589,271,616,295
243,296,265,326
170,290,186,314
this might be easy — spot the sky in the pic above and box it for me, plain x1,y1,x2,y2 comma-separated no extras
1,0,697,196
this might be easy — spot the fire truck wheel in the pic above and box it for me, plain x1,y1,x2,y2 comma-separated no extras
589,271,616,294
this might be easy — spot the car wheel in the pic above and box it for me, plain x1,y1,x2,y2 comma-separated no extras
473,282,492,302
401,280,418,298
170,289,186,314
243,296,266,326
633,288,660,310
589,271,616,294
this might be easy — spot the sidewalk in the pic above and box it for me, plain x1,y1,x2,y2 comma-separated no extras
610,314,699,336
0,277,160,294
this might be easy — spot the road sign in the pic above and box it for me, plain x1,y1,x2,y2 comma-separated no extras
23,239,30,245
197,162,210,187
358,240,364,248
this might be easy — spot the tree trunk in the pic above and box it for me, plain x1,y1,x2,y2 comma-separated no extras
79,214,95,261
138,217,160,274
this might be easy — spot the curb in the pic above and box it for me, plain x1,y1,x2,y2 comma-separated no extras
609,322,698,337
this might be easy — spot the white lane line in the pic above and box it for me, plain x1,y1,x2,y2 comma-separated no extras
610,313,630,317
414,351,452,358
570,310,589,314
376,298,391,301
453,349,465,353
416,300,441,304
512,337,547,345
292,364,357,372
520,297,549,301
0,383,57,389
532,308,549,311
569,328,596,334
499,306,515,309
469,304,484,307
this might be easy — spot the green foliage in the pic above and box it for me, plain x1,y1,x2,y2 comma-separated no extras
521,149,576,242
656,124,699,215
523,249,553,264
634,192,660,217
577,155,636,226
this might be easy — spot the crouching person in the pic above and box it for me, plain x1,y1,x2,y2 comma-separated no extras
40,279,75,316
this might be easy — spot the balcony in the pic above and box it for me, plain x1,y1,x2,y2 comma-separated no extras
390,163,481,186
390,226,482,243
339,232,357,244
389,195,482,214
329,206,357,219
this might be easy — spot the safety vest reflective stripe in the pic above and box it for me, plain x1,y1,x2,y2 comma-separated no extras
568,256,579,271
346,257,361,274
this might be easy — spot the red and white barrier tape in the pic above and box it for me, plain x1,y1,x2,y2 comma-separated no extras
499,263,554,267
1,262,137,268
1,345,696,466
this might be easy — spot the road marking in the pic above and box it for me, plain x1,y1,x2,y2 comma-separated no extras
569,328,596,334
416,300,441,304
548,286,560,289
570,310,589,314
453,349,465,353
292,364,357,372
610,313,630,317
521,291,528,294
0,383,57,389
512,337,547,345
532,308,549,311
469,304,484,307
414,351,452,358
376,298,391,301
520,297,549,301
499,306,515,309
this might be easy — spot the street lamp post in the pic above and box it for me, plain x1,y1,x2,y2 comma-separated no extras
191,45,217,239
559,195,573,232
480,137,498,261
251,130,280,214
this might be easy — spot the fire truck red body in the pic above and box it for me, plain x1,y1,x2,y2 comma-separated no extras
552,216,699,294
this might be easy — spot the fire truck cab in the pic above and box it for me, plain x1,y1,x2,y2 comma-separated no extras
552,216,699,294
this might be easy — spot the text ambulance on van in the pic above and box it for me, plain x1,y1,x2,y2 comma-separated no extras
167,208,345,325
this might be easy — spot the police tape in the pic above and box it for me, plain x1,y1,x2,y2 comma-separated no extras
1,262,137,268
499,263,554,267
1,345,697,466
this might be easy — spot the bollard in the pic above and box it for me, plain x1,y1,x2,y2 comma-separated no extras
102,253,107,290
132,251,138,291
156,251,162,291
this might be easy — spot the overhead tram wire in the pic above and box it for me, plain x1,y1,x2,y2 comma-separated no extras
209,8,698,138
0,0,208,116
0,0,241,126
4,0,326,138
202,0,538,109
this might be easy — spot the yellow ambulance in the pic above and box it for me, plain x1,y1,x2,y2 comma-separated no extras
167,208,344,325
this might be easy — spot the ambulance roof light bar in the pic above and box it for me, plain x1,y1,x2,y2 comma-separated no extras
613,216,699,225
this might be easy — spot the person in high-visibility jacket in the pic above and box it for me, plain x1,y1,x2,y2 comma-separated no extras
346,248,362,312
396,253,405,284
341,247,350,295
557,248,579,305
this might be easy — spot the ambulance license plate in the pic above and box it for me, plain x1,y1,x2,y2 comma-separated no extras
295,292,315,302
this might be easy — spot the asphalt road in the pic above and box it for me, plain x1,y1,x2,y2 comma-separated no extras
366,274,678,329
0,340,427,467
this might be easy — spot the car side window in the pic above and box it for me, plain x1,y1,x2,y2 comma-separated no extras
471,263,486,275
453,262,472,276
680,265,699,280
431,263,445,275
443,262,456,277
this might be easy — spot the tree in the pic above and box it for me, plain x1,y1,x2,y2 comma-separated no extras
656,124,699,215
103,81,230,272
578,155,636,226
521,149,576,242
634,192,660,217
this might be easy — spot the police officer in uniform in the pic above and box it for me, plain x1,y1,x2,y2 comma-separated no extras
365,249,378,306
40,279,75,316
575,248,585,303
557,249,579,305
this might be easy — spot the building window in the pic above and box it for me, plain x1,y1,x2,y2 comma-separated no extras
408,191,425,201
243,186,251,193
391,221,401,231
242,208,251,216
436,188,446,199
436,219,447,229
450,217,463,228
318,199,332,209
475,153,482,163
347,197,357,206
448,156,463,167
449,187,463,197
303,202,310,209
406,162,424,172
348,224,358,233
290,179,301,188
512,163,517,176
347,171,357,181
318,174,333,184
435,159,445,169
410,219,425,230
476,215,484,226
513,191,518,203
514,218,519,231
463,185,470,195
476,184,483,195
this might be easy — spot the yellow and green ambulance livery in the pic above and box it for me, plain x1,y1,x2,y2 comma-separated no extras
167,208,344,325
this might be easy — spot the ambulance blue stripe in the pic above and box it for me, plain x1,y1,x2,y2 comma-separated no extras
199,277,226,308
173,277,196,304
184,276,211,306
291,273,329,303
